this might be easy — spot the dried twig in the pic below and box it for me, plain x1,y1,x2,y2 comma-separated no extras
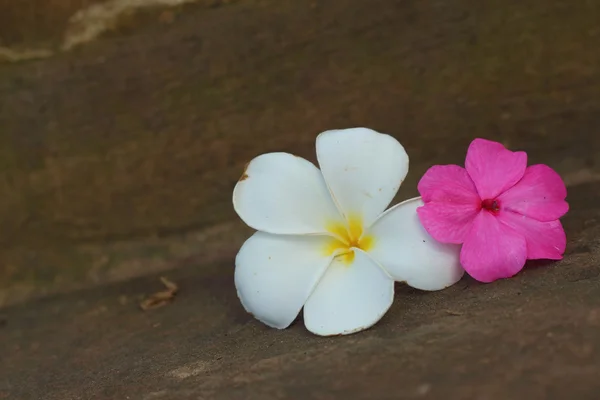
139,277,179,311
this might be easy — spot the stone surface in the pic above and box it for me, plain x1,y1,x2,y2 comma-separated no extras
1,0,600,305
1,180,599,399
0,0,599,398
0,0,238,56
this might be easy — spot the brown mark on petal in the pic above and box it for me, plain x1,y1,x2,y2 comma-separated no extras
238,162,250,182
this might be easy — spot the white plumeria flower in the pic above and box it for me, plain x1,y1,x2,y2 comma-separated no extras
233,128,464,336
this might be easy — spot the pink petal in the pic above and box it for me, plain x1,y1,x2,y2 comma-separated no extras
416,165,481,244
497,211,566,260
418,165,480,203
417,202,480,244
460,211,527,282
497,164,569,222
465,138,527,200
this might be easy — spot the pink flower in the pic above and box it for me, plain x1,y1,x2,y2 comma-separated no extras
417,138,568,283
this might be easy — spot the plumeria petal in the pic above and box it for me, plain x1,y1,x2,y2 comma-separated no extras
235,232,332,329
418,165,480,203
303,249,394,336
369,197,464,290
233,152,343,234
465,138,527,200
460,211,528,282
316,128,409,228
497,164,569,222
498,211,566,260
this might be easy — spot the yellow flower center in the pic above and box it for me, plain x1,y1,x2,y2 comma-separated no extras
323,214,375,264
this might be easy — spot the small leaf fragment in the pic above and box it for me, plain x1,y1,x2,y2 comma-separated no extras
140,277,179,311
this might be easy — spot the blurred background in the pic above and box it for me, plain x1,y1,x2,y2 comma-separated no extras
1,0,597,306
0,1,599,398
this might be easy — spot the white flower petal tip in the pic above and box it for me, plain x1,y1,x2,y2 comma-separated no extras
234,232,332,329
232,152,343,235
369,197,465,291
303,250,394,336
316,128,409,227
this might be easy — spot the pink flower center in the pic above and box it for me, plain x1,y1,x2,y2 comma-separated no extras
481,198,500,214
